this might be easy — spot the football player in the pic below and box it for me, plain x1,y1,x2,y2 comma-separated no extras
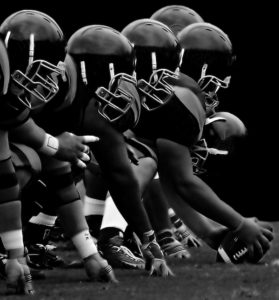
63,24,173,277
0,10,116,283
3,16,172,278
0,37,35,295
122,19,274,262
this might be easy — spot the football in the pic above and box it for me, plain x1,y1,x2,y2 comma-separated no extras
216,231,248,264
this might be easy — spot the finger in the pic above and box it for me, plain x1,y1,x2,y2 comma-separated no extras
106,270,119,284
262,228,274,242
83,145,90,154
149,265,155,276
258,235,271,252
193,240,202,248
79,152,90,162
75,159,87,169
167,266,175,277
161,264,169,277
258,221,273,232
251,240,263,262
160,263,174,277
23,273,35,295
100,265,119,284
81,135,100,144
247,244,254,259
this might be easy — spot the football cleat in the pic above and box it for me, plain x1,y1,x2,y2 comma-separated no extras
216,231,248,264
141,231,174,277
27,243,66,269
123,226,144,259
174,227,202,248
98,235,145,270
157,229,191,259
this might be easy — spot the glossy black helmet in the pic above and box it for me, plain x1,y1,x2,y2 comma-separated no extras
150,5,204,36
122,18,182,110
178,22,235,114
0,9,66,108
67,25,140,128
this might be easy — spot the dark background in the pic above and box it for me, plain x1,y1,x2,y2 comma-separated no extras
1,1,277,220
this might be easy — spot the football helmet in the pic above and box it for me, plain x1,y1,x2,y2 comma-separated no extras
191,111,246,175
66,25,140,128
150,5,204,36
0,10,66,109
0,38,10,96
178,23,235,114
122,19,182,111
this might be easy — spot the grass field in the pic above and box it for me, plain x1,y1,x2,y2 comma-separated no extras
1,222,279,300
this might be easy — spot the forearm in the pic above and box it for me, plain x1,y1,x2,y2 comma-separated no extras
0,147,24,258
173,175,243,230
9,117,46,149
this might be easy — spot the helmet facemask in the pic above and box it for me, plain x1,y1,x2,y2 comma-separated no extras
11,60,65,109
1,10,66,110
198,63,231,114
94,62,138,123
191,137,228,175
137,51,178,111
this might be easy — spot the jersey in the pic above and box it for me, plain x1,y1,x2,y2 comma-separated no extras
0,93,30,130
133,73,206,147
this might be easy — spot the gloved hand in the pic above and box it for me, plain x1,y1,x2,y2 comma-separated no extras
234,217,274,262
83,252,118,283
55,132,99,168
5,256,35,295
141,231,174,277
175,228,202,248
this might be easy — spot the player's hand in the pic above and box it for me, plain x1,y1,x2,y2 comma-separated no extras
5,258,35,296
176,229,202,248
55,132,99,168
83,253,118,283
141,232,174,277
234,218,274,262
149,258,174,277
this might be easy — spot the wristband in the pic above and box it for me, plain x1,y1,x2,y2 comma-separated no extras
39,133,59,156
0,229,24,251
71,230,98,259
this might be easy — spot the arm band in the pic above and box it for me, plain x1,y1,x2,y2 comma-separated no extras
71,230,98,260
0,229,24,251
38,133,59,156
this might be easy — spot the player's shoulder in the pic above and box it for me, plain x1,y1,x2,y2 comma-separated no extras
168,72,205,108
